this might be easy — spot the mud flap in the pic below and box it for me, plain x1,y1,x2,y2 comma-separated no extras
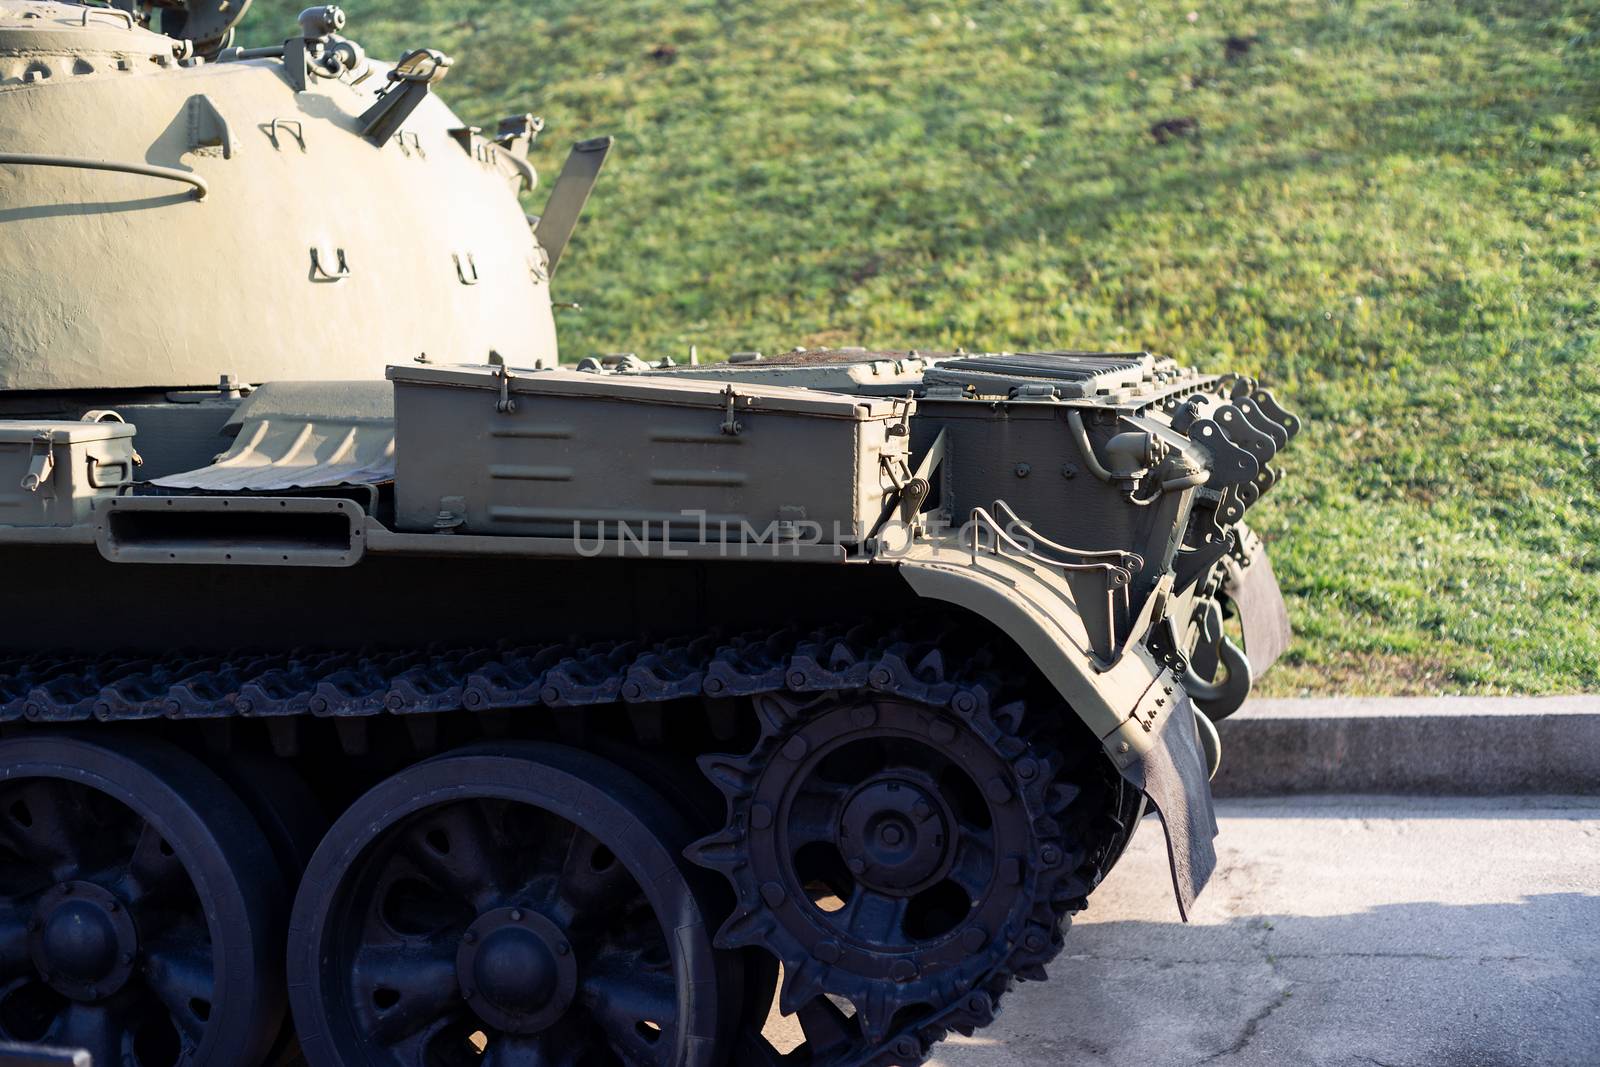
1111,689,1219,920
1223,533,1291,680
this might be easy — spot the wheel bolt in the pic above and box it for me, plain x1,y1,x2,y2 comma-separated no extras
510,909,523,922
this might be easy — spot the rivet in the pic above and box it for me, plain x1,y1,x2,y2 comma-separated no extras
1025,931,1047,952
816,940,841,963
760,881,786,907
1041,845,1062,866
1014,462,1031,478
870,668,893,689
1117,741,1131,754
895,1037,920,1057
912,800,933,821
1016,759,1037,780
952,692,977,715
961,927,987,952
622,682,642,701
847,857,867,875
852,705,876,728
929,720,957,744
1060,463,1078,480
510,909,523,922
890,959,918,982
782,735,809,761
750,803,773,830
463,930,478,944
984,777,1012,803
704,676,725,694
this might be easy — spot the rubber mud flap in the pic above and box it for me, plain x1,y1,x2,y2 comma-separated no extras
1224,535,1292,680
1118,690,1220,920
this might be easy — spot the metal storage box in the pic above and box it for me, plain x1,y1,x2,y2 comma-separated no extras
0,419,139,527
389,365,911,544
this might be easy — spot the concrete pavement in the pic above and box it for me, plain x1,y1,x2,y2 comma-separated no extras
925,795,1600,1067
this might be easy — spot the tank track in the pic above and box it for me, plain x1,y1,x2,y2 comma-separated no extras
0,624,1130,1066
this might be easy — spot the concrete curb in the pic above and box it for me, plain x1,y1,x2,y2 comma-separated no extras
1211,695,1600,796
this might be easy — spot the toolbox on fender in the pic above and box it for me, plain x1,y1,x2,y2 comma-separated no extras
388,364,914,545
0,417,139,527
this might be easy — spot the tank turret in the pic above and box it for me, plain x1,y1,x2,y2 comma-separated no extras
0,1,558,395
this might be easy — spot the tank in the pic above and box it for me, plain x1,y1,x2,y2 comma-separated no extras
0,4,1297,1065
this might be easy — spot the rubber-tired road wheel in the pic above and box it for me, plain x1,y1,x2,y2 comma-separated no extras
288,742,736,1067
0,733,286,1066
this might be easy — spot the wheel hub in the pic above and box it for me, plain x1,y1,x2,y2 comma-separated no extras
456,906,576,1034
836,775,953,895
28,881,138,1002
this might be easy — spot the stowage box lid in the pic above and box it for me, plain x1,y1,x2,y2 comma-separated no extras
387,365,906,421
0,420,137,444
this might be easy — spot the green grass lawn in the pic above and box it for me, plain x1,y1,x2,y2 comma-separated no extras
248,0,1600,694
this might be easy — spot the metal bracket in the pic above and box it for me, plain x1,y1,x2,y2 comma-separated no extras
535,136,614,275
309,247,350,282
20,431,54,492
185,94,234,158
494,367,516,414
898,427,947,523
720,385,744,436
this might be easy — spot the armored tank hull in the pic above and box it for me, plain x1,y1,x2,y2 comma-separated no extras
0,6,1296,1066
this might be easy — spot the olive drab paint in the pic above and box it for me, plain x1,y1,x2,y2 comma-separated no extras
0,4,1298,1065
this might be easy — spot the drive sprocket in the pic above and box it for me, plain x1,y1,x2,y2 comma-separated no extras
688,684,1103,1065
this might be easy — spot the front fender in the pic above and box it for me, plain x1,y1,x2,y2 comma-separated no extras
897,542,1218,918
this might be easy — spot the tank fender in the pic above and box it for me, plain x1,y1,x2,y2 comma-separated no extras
897,548,1219,918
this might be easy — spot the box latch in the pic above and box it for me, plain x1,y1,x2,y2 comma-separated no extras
20,431,54,492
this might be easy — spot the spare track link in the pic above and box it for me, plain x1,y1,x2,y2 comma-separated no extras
0,624,1107,1066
